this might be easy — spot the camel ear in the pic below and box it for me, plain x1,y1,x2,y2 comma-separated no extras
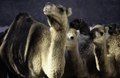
77,30,80,34
76,30,80,37
66,8,72,16
105,26,109,33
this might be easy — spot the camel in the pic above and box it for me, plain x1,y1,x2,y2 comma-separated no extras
0,2,72,78
90,24,118,78
62,28,89,78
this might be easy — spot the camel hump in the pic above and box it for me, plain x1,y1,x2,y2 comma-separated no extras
1,12,34,76
15,12,30,21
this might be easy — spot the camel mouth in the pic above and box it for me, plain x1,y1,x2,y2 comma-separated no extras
43,3,54,15
43,7,52,15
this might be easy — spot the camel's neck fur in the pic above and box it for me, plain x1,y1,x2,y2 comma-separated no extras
49,20,68,55
68,43,88,78
44,20,68,78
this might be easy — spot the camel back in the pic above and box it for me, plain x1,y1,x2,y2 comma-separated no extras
1,13,34,76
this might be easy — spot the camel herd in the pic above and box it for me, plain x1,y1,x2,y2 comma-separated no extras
0,2,120,78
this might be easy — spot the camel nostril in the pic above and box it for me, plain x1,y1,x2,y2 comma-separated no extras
70,36,74,40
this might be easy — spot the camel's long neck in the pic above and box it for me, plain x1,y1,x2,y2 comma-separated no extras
49,19,69,54
67,41,88,78
95,41,110,72
45,22,68,77
49,24,68,56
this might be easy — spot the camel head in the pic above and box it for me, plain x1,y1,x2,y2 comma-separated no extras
43,2,72,30
90,24,110,45
66,28,80,48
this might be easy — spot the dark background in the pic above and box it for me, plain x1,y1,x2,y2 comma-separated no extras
0,0,120,26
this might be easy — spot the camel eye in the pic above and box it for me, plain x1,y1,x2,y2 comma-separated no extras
100,32,103,36
58,7,64,12
70,36,74,40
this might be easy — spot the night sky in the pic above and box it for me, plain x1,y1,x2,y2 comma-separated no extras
0,0,120,26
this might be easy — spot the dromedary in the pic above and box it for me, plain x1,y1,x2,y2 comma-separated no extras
62,28,89,78
90,24,119,78
0,2,72,78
